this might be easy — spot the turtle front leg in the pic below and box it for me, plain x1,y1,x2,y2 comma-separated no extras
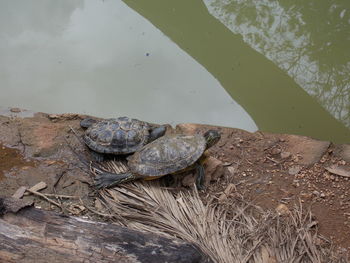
195,162,205,190
90,150,106,162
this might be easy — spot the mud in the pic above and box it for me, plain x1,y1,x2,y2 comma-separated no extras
0,111,92,211
0,110,349,255
0,144,35,180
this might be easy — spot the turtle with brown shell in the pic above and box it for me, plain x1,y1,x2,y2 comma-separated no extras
94,130,221,190
80,117,166,161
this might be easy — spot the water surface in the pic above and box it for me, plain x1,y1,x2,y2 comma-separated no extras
205,0,350,132
0,0,257,130
124,0,350,143
1,0,349,143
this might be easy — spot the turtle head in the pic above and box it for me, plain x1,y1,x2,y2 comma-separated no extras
80,118,98,129
149,125,167,142
204,130,221,149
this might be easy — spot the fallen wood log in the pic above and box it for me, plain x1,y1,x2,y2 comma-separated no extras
0,198,210,263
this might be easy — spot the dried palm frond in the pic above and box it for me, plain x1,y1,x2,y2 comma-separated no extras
91,160,345,263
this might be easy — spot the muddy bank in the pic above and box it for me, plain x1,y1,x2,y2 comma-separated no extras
0,108,349,253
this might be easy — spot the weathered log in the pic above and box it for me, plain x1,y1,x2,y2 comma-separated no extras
0,198,210,263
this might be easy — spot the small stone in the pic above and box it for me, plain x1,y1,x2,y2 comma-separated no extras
218,183,236,203
338,160,346,165
292,180,300,187
276,204,290,216
300,193,312,199
312,190,320,197
227,166,235,175
10,107,21,113
320,193,326,198
271,148,281,155
288,165,301,175
48,114,60,119
280,151,291,159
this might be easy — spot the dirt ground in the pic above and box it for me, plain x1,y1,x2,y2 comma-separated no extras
177,124,350,255
0,109,350,257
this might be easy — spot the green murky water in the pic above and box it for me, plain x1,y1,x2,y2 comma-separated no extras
124,0,350,143
0,0,256,130
1,0,349,142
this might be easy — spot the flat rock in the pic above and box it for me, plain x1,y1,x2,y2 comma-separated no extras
282,135,330,166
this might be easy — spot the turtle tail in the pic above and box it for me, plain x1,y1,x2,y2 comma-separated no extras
94,172,137,189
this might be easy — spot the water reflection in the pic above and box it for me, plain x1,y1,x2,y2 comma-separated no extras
0,0,257,131
204,0,350,127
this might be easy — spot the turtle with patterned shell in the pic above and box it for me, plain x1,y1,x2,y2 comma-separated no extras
80,116,166,160
94,130,221,190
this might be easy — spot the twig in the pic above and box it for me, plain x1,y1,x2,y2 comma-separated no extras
266,156,280,164
54,170,66,188
26,189,61,207
79,198,113,218
41,193,79,199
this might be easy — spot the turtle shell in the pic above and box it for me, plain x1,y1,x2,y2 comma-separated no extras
127,134,206,177
83,117,151,154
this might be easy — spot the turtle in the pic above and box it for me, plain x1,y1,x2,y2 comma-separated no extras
80,116,166,160
94,130,221,190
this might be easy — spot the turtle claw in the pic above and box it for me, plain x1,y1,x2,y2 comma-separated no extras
94,173,118,189
196,183,205,191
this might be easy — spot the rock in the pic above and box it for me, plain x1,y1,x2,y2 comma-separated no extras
288,165,301,175
48,113,82,122
204,156,224,183
176,123,198,135
280,151,291,159
271,148,281,155
227,166,236,176
10,107,21,113
283,135,330,166
312,190,320,197
181,157,223,187
275,204,290,216
218,183,236,203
